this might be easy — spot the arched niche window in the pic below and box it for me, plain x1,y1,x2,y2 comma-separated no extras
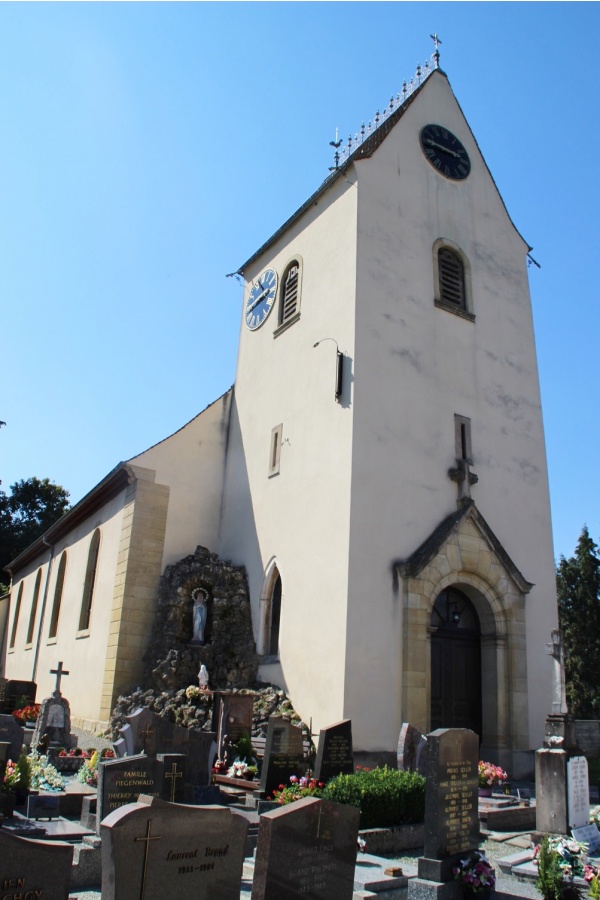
79,529,101,632
268,573,282,657
9,582,24,649
26,569,43,646
276,259,301,332
48,551,67,639
433,240,474,321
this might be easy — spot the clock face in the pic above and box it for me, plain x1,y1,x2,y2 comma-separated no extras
420,124,471,181
245,268,278,330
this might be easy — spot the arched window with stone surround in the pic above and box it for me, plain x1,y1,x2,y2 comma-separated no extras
268,572,282,657
9,582,24,649
259,562,283,659
26,569,43,646
48,551,67,639
79,529,101,632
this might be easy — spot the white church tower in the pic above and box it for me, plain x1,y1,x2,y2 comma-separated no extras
219,54,557,775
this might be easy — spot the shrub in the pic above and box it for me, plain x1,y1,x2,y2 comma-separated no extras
323,766,425,829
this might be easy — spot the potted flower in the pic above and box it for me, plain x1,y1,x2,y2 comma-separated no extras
246,765,258,781
1,759,20,817
227,759,249,779
15,749,32,804
478,760,507,797
453,851,496,898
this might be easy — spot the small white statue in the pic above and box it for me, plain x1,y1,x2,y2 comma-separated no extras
198,664,209,691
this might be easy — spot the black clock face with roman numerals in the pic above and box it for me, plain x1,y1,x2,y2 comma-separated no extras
420,124,471,181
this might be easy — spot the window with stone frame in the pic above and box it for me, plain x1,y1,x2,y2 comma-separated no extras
78,529,101,632
278,261,301,328
268,572,282,657
25,569,43,646
438,247,466,308
48,551,67,639
9,582,24,649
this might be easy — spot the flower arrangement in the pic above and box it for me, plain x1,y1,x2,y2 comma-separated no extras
269,775,325,805
58,748,89,758
227,760,249,779
452,851,496,894
590,806,600,829
478,760,507,788
185,685,203,702
2,760,20,793
533,837,588,880
12,704,40,723
75,748,115,788
28,750,64,792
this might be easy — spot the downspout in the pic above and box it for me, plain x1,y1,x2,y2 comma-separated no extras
31,537,54,682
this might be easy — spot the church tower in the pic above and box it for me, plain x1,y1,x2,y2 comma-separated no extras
219,54,557,775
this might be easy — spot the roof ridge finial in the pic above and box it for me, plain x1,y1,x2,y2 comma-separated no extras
430,32,442,67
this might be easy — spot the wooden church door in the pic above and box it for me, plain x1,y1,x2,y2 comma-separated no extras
430,588,482,738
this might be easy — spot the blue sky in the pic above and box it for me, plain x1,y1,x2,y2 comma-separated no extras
2,2,599,562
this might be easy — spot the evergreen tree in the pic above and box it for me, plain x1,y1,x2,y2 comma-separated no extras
557,526,600,718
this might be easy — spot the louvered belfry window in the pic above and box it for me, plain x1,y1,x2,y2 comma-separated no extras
280,263,299,324
438,248,465,308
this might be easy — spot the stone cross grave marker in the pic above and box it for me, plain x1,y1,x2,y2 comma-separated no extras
32,661,72,750
252,796,360,900
0,713,24,763
101,793,249,900
417,728,479,883
568,755,589,829
0,828,74,900
397,722,428,776
314,719,354,783
259,716,306,797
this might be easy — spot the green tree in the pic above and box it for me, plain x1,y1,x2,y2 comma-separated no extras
557,526,600,718
0,477,70,583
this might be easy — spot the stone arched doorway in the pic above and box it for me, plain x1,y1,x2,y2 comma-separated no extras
430,587,482,737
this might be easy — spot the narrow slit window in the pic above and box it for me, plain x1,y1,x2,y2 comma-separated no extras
454,414,473,463
438,248,466,308
269,424,283,476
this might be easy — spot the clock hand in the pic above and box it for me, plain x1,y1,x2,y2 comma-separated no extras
248,288,270,312
425,138,461,159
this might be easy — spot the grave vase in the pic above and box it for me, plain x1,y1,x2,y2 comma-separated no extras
0,791,16,817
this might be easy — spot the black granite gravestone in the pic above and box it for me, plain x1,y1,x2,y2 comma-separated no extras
0,828,73,900
397,722,427,776
213,691,255,760
0,713,24,762
259,717,306,797
101,794,248,900
252,797,360,900
97,754,160,831
417,728,479,883
314,720,353,783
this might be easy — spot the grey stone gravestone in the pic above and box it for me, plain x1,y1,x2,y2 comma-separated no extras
412,728,479,892
120,706,217,794
397,722,428,776
0,713,24,763
0,829,73,900
213,691,255,761
572,823,600,855
260,716,306,797
568,755,589,829
32,662,73,750
101,793,249,900
314,719,354,783
97,754,160,831
252,796,360,900
157,753,185,803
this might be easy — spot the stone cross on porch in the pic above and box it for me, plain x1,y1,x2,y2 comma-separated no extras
50,661,69,697
546,629,568,715
448,458,478,504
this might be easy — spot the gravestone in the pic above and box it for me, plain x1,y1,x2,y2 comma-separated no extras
32,661,73,750
97,754,160,830
314,720,354,783
157,753,186,803
27,794,61,820
410,727,479,897
101,793,249,900
568,755,589,829
572,823,600,855
397,722,428,776
213,691,254,761
252,796,360,900
0,713,24,762
117,706,216,795
0,829,73,900
0,678,37,713
260,717,306,797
